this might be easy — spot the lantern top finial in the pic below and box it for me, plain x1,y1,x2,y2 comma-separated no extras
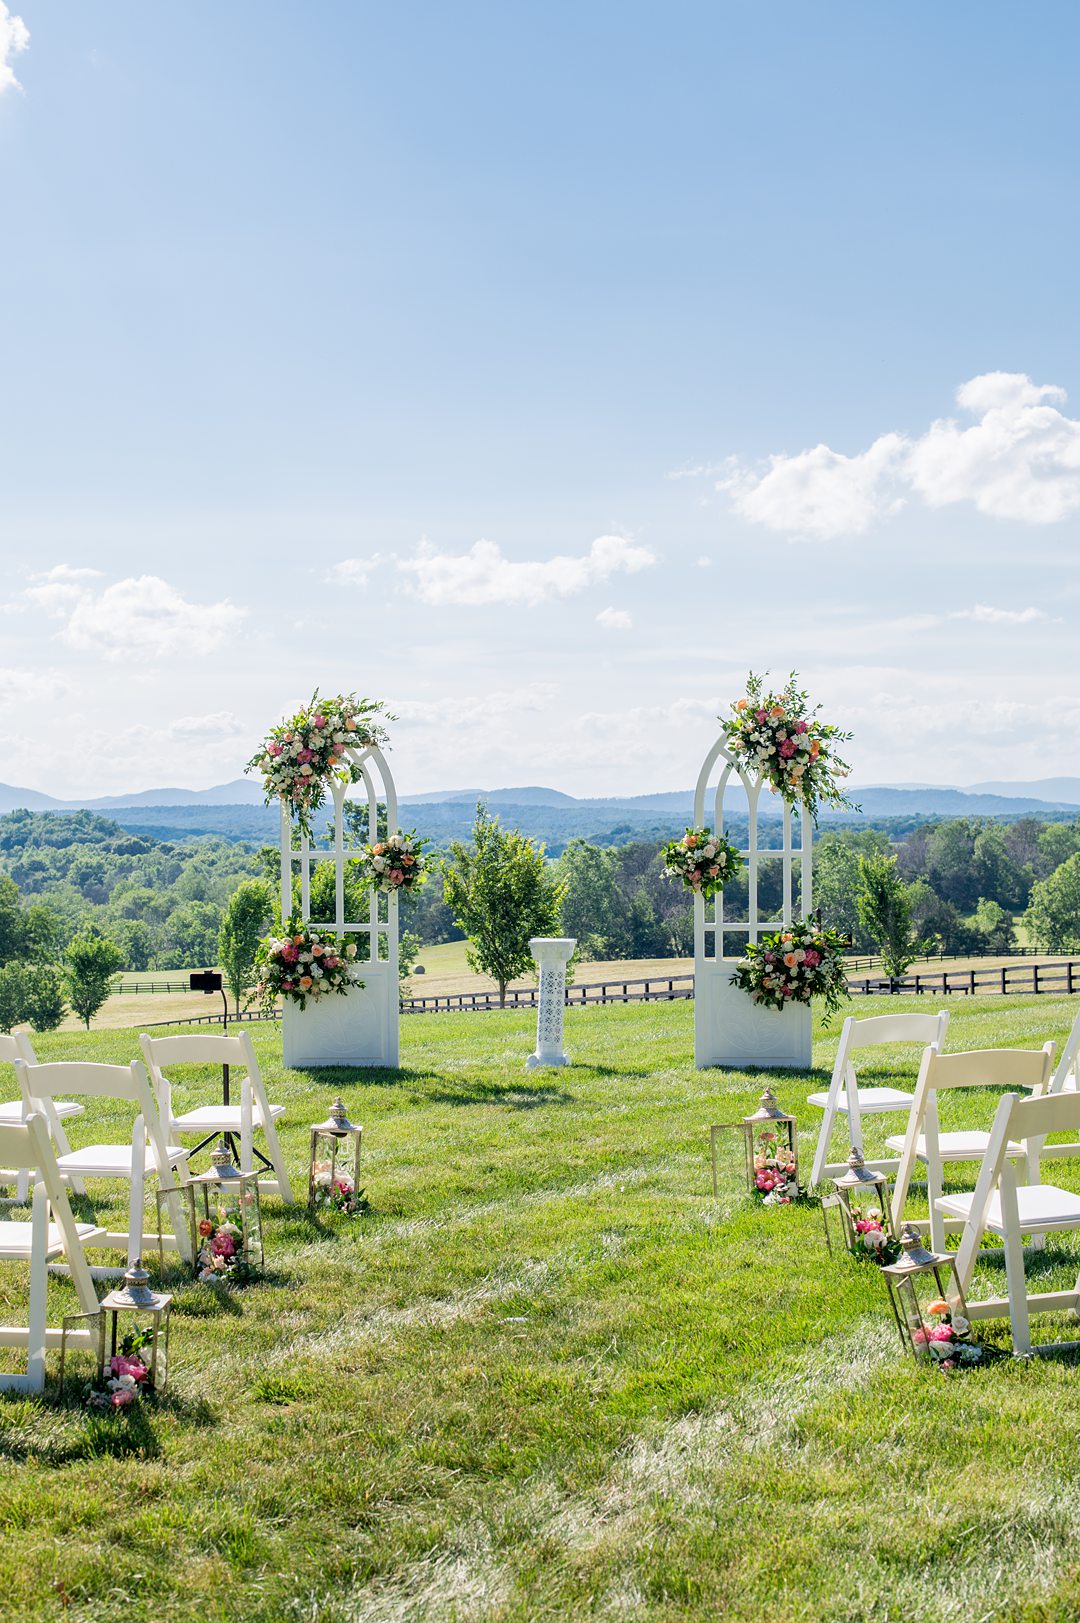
209,1140,242,1179
743,1088,795,1126
834,1145,888,1193
313,1097,359,1136
102,1256,170,1312
883,1223,952,1277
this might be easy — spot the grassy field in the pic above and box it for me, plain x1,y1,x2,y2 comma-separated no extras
4,997,1080,1620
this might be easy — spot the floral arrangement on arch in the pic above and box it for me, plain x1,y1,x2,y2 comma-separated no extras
662,828,742,901
849,1208,901,1265
915,1298,984,1373
356,830,432,895
311,1162,367,1216
730,920,848,1019
248,692,391,834
723,671,855,820
752,1128,798,1205
86,1327,155,1411
255,923,364,1013
196,1203,257,1284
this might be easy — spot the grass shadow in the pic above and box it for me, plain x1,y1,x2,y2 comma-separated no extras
425,1079,576,1109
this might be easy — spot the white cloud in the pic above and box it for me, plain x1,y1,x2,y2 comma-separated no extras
28,573,246,660
165,711,245,740
324,559,372,588
949,603,1049,625
0,667,69,710
716,372,1080,537
0,5,28,96
399,534,656,608
718,434,907,539
596,607,632,630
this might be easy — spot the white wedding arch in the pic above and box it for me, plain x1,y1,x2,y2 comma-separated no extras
278,742,400,1069
693,734,813,1070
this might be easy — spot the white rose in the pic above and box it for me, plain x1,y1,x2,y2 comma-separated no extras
951,1314,970,1336
862,1228,886,1250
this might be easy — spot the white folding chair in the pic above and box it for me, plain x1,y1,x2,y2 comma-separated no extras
807,1010,950,1186
0,1111,102,1392
15,1058,193,1270
140,1031,293,1202
1027,1010,1080,1167
941,1089,1080,1356
0,1027,85,1203
890,1043,1055,1252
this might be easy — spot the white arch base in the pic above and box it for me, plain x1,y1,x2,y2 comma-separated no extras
279,741,400,1071
693,736,813,1072
282,980,399,1071
694,969,812,1070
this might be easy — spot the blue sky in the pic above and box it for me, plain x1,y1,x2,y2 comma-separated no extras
1,2,1078,798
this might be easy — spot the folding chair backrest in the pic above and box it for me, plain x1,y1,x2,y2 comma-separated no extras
16,1058,175,1174
0,1027,37,1068
892,1042,1056,1231
0,1112,98,1312
1050,1009,1080,1094
140,1033,249,1069
922,1045,1054,1094
843,1011,950,1052
140,1029,266,1127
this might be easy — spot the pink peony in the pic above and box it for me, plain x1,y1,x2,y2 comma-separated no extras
755,708,767,723
795,720,808,734
313,714,326,728
930,1325,954,1343
297,748,314,764
268,742,283,756
778,739,796,759
211,1232,236,1258
803,949,821,967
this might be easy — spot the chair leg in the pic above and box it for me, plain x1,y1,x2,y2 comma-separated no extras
810,1102,835,1188
260,1116,293,1204
128,1124,145,1268
1003,1221,1031,1356
27,1185,48,1392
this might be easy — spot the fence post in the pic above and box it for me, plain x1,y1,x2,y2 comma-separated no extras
1069,961,1076,996
1033,963,1040,995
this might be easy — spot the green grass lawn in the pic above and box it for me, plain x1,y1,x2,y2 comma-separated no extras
4,996,1080,1621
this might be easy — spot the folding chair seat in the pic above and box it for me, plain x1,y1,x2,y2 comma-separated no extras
140,1031,293,1201
944,1089,1080,1356
16,1058,192,1271
0,1111,102,1392
890,1042,1055,1252
0,1027,84,1202
807,1010,950,1186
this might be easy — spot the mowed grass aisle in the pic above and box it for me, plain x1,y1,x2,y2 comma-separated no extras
4,998,1080,1621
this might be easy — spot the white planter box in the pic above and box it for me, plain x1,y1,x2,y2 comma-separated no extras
694,959,812,1070
281,968,399,1069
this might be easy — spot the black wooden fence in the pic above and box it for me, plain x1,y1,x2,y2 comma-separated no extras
137,958,1080,1027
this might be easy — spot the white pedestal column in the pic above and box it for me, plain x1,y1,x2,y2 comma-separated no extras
527,937,576,1070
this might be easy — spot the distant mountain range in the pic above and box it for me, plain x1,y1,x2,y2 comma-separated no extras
1,776,1078,850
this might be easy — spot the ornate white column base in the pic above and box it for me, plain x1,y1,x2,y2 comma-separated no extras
526,936,576,1069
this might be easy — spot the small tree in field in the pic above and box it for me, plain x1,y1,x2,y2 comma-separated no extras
856,852,924,982
219,879,272,1013
63,929,123,1030
443,804,566,1007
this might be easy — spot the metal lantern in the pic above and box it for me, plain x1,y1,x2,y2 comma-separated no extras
821,1146,896,1261
710,1088,800,1201
59,1257,172,1396
883,1225,971,1362
160,1141,263,1282
308,1098,364,1214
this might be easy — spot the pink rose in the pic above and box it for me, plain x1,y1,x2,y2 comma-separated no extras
282,978,294,990
211,1233,236,1258
297,748,314,764
803,949,821,967
755,708,767,723
268,742,282,756
930,1325,954,1343
795,720,808,734
390,869,405,885
911,1328,929,1346
778,739,796,759
333,743,345,755
313,714,326,728
111,1388,137,1408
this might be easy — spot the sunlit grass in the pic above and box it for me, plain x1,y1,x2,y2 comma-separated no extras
0,995,1079,1620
